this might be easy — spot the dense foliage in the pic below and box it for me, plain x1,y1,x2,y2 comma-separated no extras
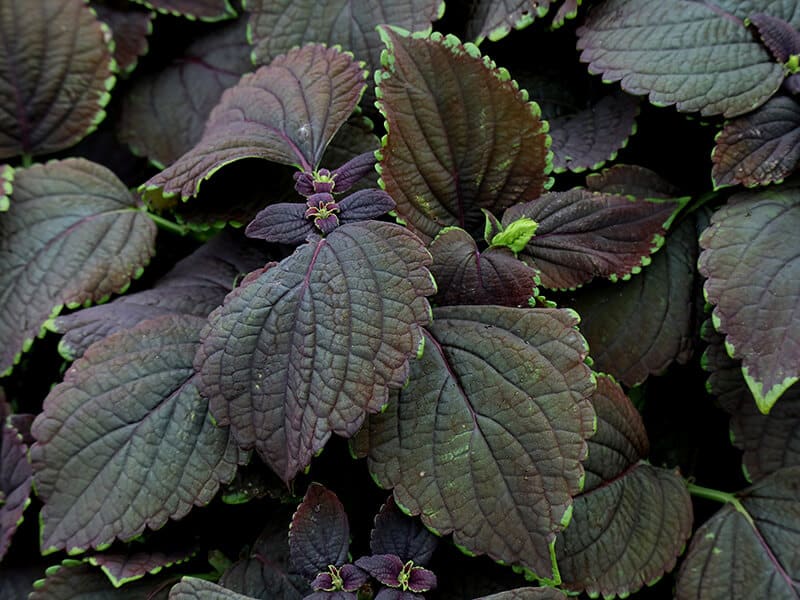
1,0,798,599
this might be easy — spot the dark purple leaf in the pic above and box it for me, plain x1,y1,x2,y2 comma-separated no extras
145,44,367,199
30,315,243,554
429,227,539,307
585,164,681,199
577,0,783,117
129,0,236,21
0,0,116,158
354,554,404,587
29,561,171,600
363,305,596,581
698,185,800,413
377,29,551,242
370,496,438,565
169,577,259,599
290,484,351,581
785,72,800,94
0,158,157,376
337,189,396,223
748,12,800,64
676,467,800,600
564,215,698,386
87,547,196,587
374,590,423,600
504,189,684,289
327,152,377,195
52,229,273,360
549,92,639,173
91,2,154,75
703,325,800,481
465,0,554,44
118,19,253,168
476,589,568,600
0,418,32,562
196,221,434,483
304,592,357,600
712,96,800,188
246,203,315,245
556,375,693,597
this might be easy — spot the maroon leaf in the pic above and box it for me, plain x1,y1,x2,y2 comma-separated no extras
377,29,551,242
31,315,243,554
370,496,438,565
503,189,684,289
698,185,800,412
245,202,314,245
363,305,596,581
0,418,32,562
585,164,681,199
129,0,236,21
91,2,154,75
428,227,539,307
88,547,195,587
476,588,569,600
196,221,434,483
118,19,253,168
466,0,554,44
676,467,800,600
564,215,698,386
748,12,800,64
550,92,639,173
30,560,171,599
0,158,157,376
0,0,116,158
145,44,367,199
712,96,800,188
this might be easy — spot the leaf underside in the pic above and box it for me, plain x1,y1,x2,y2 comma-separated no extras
290,483,350,580
566,215,697,386
364,305,596,581
0,158,157,375
377,29,551,242
465,0,554,44
0,0,116,158
504,189,682,290
712,96,800,189
196,221,434,483
676,466,800,599
698,185,800,413
129,0,236,21
119,18,252,168
92,2,153,75
556,376,693,598
144,44,366,199
29,561,171,600
30,315,242,554
577,0,784,117
0,419,32,562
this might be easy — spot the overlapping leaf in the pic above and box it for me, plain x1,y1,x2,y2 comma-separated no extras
476,589,568,600
566,215,697,386
503,189,683,289
0,0,116,158
585,164,681,198
429,227,539,307
577,0,784,117
145,44,367,199
377,29,551,242
0,417,32,562
676,466,800,599
196,221,434,483
549,92,639,173
169,578,259,599
698,184,800,412
51,230,273,360
363,305,596,581
88,547,196,587
556,375,693,597
0,158,157,375
30,315,243,554
129,0,236,20
712,96,800,188
92,2,154,75
466,0,554,44
29,561,171,600
119,19,253,168
370,496,438,565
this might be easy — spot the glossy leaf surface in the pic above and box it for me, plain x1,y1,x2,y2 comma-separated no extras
0,418,32,562
712,96,800,188
429,227,539,307
699,185,800,412
377,30,550,242
676,467,800,600
119,19,252,168
0,0,115,158
577,0,783,117
504,189,682,289
130,0,236,20
145,44,366,198
0,158,156,375
364,305,596,581
197,221,434,483
556,376,693,597
31,315,242,554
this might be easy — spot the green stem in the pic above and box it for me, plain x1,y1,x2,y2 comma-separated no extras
683,189,721,216
21,154,33,168
145,210,188,236
686,482,737,504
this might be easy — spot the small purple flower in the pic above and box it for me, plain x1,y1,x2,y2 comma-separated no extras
311,564,369,593
304,193,341,234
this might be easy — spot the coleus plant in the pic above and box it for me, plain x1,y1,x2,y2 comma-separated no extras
0,1,798,599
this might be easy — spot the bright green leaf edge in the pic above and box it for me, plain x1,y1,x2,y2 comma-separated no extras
0,164,13,211
475,1,552,46
551,117,639,175
129,0,237,22
551,0,582,30
88,548,197,588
